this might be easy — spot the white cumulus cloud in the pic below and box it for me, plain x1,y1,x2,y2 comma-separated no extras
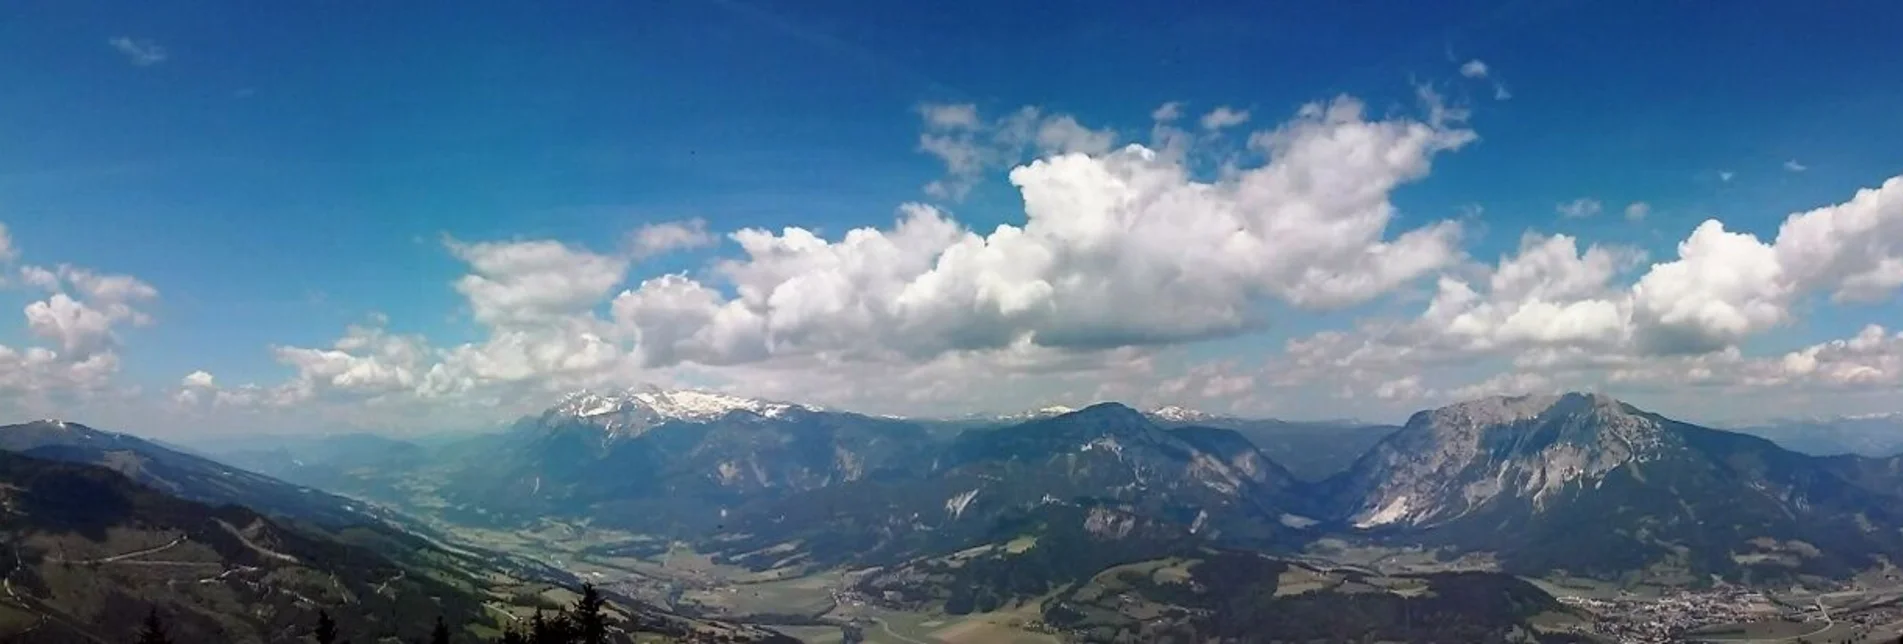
627,218,717,259
447,238,628,326
1199,106,1250,131
614,95,1474,368
916,104,1119,200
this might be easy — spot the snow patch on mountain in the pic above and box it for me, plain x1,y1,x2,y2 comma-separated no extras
1356,495,1410,528
546,385,813,437
1147,405,1223,423
945,488,980,520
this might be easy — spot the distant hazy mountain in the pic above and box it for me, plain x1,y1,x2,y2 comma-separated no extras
1731,413,1903,456
1143,410,1400,481
431,387,937,533
204,432,430,495
707,403,1314,570
922,403,1399,481
1326,393,1903,581
0,420,406,529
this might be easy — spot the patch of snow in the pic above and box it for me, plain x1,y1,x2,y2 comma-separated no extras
1278,513,1319,529
1355,495,1411,529
984,405,1078,423
715,461,743,485
1080,436,1125,458
548,385,813,437
1189,509,1209,534
1148,405,1220,423
945,488,981,520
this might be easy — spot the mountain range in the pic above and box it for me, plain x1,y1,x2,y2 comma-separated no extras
19,386,1903,642
1730,413,1903,457
201,387,1903,588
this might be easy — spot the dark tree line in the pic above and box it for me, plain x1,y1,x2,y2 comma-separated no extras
131,583,714,644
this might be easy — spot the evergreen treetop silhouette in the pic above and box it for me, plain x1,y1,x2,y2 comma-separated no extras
575,583,608,644
135,609,171,644
315,609,339,644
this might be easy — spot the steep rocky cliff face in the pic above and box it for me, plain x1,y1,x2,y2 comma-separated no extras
1328,393,1903,580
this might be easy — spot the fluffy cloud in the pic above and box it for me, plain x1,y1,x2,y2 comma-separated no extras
1625,202,1650,221
25,294,118,357
447,239,627,326
241,236,646,412
274,323,434,401
1459,60,1489,79
174,370,216,405
201,93,1476,426
1199,106,1250,131
615,95,1474,368
1450,372,1554,400
1153,361,1260,410
1151,101,1184,122
920,103,980,130
627,219,717,259
0,345,119,399
0,229,154,406
1630,221,1788,353
1557,198,1603,218
1375,375,1429,401
108,37,167,66
916,104,1119,200
1436,234,1640,350
1770,175,1903,302
18,265,157,358
1785,159,1809,173
1773,325,1903,388
1275,173,1903,407
181,370,216,389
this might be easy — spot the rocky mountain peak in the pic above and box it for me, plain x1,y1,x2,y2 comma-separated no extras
1422,393,1564,428
1340,392,1673,529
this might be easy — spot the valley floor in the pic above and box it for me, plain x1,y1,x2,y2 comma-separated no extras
384,513,1903,644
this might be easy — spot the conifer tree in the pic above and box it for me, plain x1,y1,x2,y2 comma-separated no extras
315,609,339,644
574,583,608,644
135,609,172,644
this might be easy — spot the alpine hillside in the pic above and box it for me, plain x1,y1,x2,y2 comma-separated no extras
705,403,1316,570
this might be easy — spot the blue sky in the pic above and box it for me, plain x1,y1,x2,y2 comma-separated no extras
4,1,1903,435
